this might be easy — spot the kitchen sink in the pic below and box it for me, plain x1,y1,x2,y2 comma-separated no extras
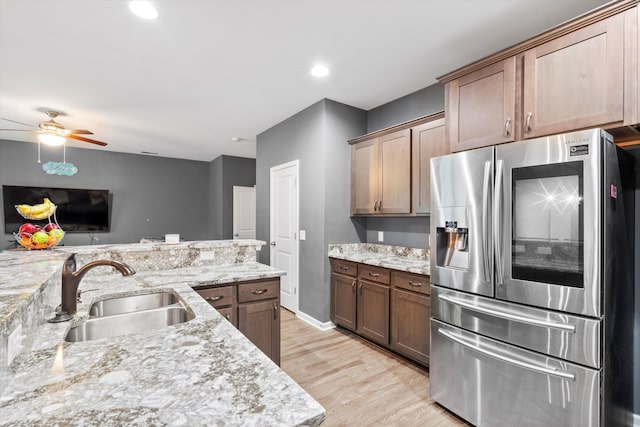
89,291,179,317
65,291,194,342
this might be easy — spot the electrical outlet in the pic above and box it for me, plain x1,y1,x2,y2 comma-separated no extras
378,231,384,242
299,230,306,240
7,324,24,366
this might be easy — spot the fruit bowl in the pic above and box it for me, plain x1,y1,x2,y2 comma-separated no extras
14,223,65,250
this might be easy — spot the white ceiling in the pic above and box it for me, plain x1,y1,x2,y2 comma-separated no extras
0,0,610,162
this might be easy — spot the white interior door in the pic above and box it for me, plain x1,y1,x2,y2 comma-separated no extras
233,186,256,239
270,160,299,313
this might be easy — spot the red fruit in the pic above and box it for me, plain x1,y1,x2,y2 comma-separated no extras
44,223,59,233
19,223,38,236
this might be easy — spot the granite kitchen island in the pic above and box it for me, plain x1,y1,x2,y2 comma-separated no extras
0,240,325,426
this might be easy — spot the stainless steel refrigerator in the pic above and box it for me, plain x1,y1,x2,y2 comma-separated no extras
429,128,635,427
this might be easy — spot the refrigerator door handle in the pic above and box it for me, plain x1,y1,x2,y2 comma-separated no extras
493,159,504,285
482,161,492,283
438,294,576,332
437,328,576,381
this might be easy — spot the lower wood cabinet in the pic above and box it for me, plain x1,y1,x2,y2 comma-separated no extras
330,272,357,331
330,257,430,367
238,299,280,365
390,288,430,366
195,278,280,365
356,278,390,347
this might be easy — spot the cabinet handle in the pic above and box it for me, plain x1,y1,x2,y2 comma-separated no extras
504,118,511,137
251,289,268,295
369,272,380,278
205,295,224,302
378,200,382,210
359,282,363,295
351,280,356,292
225,313,230,320
273,303,278,320
340,266,350,271
373,200,379,211
408,281,423,287
525,112,532,133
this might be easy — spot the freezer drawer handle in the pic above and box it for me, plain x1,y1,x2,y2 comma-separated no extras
438,328,576,381
438,294,576,333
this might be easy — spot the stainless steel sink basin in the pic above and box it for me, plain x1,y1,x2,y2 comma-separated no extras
89,291,178,317
66,306,194,342
65,290,194,343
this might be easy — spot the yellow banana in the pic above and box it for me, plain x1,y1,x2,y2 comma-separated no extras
15,198,56,220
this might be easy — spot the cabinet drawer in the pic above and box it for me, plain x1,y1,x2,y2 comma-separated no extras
197,286,235,308
358,264,390,285
238,279,280,303
330,258,358,277
392,271,430,295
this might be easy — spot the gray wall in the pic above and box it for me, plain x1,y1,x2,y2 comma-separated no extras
256,99,366,322
367,83,444,133
0,139,210,247
365,217,430,249
209,156,224,240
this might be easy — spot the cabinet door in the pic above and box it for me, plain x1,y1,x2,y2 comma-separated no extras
356,280,390,346
351,138,379,215
238,299,280,365
411,118,447,214
390,288,430,366
217,306,237,327
330,273,357,331
378,129,411,214
447,58,516,152
522,13,624,138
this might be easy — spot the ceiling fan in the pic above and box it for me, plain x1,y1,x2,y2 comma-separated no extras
0,110,107,147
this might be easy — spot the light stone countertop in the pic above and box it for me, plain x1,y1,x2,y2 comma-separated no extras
328,243,430,276
0,241,325,426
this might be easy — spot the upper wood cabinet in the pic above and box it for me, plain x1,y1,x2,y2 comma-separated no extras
446,58,517,152
411,118,447,214
440,1,639,151
522,13,625,138
351,129,411,215
350,112,445,216
351,138,379,215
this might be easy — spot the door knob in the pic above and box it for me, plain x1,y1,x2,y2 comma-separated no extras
270,241,276,247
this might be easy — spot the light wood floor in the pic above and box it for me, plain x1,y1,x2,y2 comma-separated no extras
280,309,470,426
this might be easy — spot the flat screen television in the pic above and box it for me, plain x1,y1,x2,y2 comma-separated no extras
3,185,110,233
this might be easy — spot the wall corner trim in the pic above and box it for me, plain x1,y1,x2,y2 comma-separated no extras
295,310,335,331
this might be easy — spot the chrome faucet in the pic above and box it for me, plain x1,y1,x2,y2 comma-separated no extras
48,253,136,322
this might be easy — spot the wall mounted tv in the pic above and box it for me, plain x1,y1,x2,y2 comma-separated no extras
3,185,111,233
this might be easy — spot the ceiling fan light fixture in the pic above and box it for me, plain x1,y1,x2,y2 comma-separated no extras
38,133,66,146
129,1,158,20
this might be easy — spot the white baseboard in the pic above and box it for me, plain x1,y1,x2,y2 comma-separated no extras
633,412,640,426
295,310,335,331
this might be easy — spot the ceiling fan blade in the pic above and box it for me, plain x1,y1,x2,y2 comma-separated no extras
68,134,108,146
0,117,37,128
64,129,94,135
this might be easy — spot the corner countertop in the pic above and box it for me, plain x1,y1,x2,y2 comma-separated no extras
0,241,324,426
328,243,430,276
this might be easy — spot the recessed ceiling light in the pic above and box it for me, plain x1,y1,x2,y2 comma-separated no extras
129,1,158,20
311,64,330,78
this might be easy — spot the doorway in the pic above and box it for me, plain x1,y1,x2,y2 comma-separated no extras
233,186,256,239
270,160,299,313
